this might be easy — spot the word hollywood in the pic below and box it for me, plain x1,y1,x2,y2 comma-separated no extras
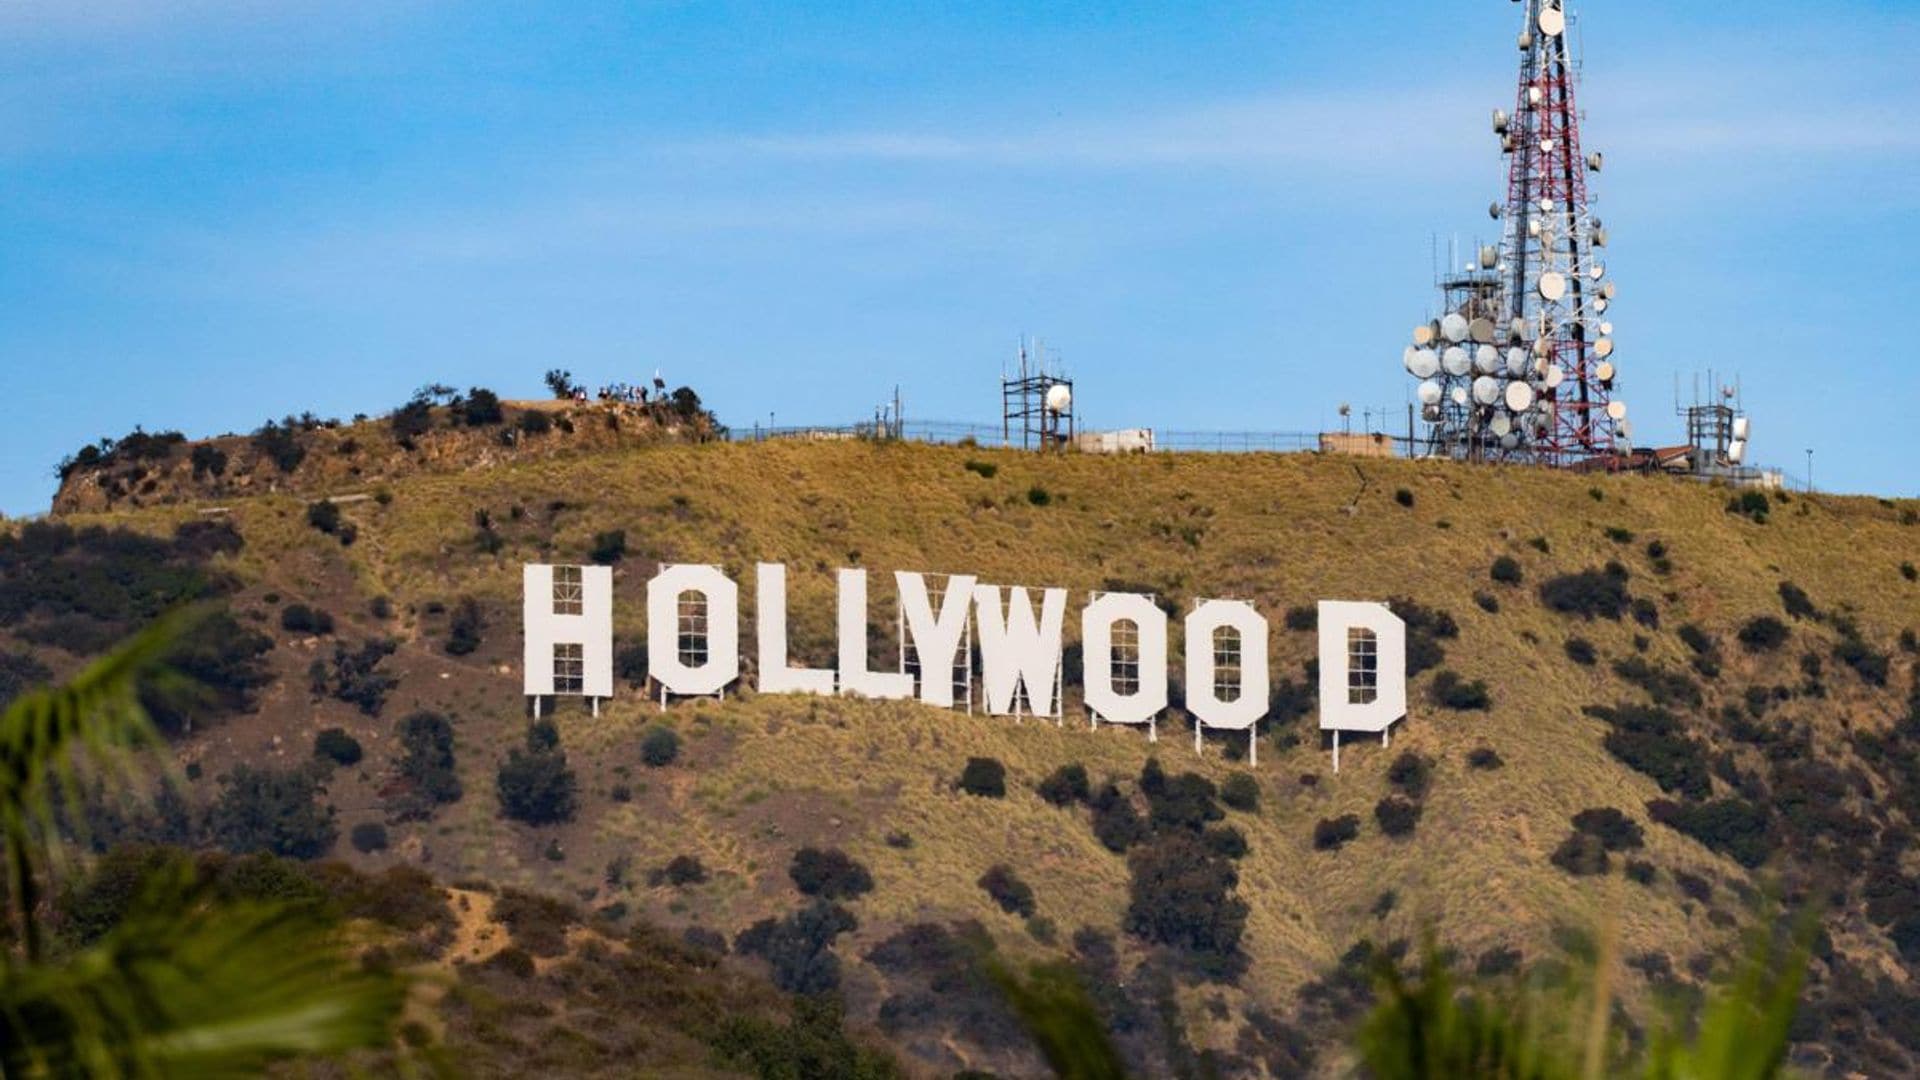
523,563,1410,767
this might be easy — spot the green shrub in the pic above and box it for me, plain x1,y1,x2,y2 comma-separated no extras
660,855,709,887
1123,832,1247,974
305,500,342,535
1394,489,1415,508
1726,490,1771,523
1604,526,1635,544
1467,747,1504,770
963,459,998,479
1037,763,1091,807
1387,752,1433,799
190,443,229,478
641,725,681,767
1490,556,1523,586
1564,637,1597,666
1221,773,1260,813
496,722,579,825
516,409,552,435
978,864,1037,917
1375,797,1422,838
588,529,627,564
1550,831,1609,876
313,727,362,767
445,597,483,656
350,822,389,853
789,848,873,900
1283,605,1318,632
1571,807,1644,851
1903,562,1918,582
1314,816,1361,851
1778,581,1819,621
1026,486,1052,507
958,756,1006,798
1737,616,1790,652
1431,670,1491,711
1539,568,1631,619
209,764,338,859
392,710,461,817
280,603,334,636
1586,704,1711,799
1647,798,1770,868
251,420,306,472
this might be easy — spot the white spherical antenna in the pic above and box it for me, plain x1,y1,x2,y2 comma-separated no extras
1539,197,1554,213
1505,381,1536,412
1441,313,1470,342
1539,272,1568,301
1541,137,1557,154
1474,345,1501,374
1594,338,1615,359
1045,384,1073,413
1473,376,1502,406
1606,400,1628,422
1410,348,1441,378
1539,6,1567,37
1417,380,1443,406
1442,346,1472,376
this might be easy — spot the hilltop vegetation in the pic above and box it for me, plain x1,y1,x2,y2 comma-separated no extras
6,434,1920,1076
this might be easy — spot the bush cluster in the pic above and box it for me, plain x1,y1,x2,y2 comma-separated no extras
957,757,1006,798
496,719,578,825
313,727,363,767
1539,566,1631,620
280,603,334,636
978,864,1037,918
789,847,874,900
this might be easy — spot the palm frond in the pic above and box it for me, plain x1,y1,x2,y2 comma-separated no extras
988,960,1131,1080
2,859,406,1076
0,607,203,958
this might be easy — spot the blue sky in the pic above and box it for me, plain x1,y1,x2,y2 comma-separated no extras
1,0,1915,514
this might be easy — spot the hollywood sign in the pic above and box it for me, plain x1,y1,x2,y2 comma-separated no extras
522,563,1408,767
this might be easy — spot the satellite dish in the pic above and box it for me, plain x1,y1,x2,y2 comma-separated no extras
1505,347,1529,376
1451,386,1470,406
1527,219,1543,238
1596,360,1616,383
1539,6,1566,36
1594,298,1609,314
1728,439,1748,464
1470,317,1496,343
1518,31,1534,51
1502,134,1517,154
1474,345,1501,374
1442,313,1470,342
1423,404,1444,421
1505,381,1536,412
1045,384,1073,413
1619,419,1635,440
1539,272,1568,301
1402,347,1420,374
1589,263,1606,281
1479,246,1499,270
1533,337,1552,359
1442,346,1472,376
1541,137,1557,154
1338,402,1352,418
1599,321,1613,335
1473,376,1502,406
1510,318,1530,341
1527,86,1544,107
1409,348,1441,378
1540,198,1554,213
1587,151,1604,172
1732,417,1751,441
1594,338,1615,359
1490,202,1504,220
1593,228,1609,248
1492,110,1510,134
1545,366,1566,390
1413,324,1436,346
1502,433,1522,450
1601,282,1618,300
1490,413,1513,437
1606,401,1629,422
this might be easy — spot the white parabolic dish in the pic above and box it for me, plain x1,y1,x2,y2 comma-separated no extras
1409,349,1441,379
1417,379,1443,406
1490,413,1513,437
1539,272,1568,301
1441,313,1470,342
1505,381,1536,412
1443,347,1472,376
1473,376,1502,406
1475,345,1501,374
1607,401,1629,422
1540,6,1566,36
1045,384,1072,413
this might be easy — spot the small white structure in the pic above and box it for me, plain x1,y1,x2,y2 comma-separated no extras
1317,600,1409,771
1074,429,1155,455
522,564,614,716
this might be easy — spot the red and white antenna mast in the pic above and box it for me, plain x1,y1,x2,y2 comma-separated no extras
1499,0,1624,467
1403,0,1628,467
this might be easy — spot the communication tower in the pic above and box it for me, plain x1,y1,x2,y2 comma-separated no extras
1404,0,1627,468
1002,338,1075,451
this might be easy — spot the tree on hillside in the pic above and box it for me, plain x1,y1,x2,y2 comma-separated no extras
0,610,406,1071
545,369,581,399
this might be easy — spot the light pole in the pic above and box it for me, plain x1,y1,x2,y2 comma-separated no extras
1805,448,1813,494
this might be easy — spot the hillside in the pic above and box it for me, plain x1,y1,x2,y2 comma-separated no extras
6,435,1920,1077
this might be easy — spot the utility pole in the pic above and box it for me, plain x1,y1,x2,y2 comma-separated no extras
1805,448,1814,494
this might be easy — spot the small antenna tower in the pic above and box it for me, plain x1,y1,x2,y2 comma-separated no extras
1001,337,1075,451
